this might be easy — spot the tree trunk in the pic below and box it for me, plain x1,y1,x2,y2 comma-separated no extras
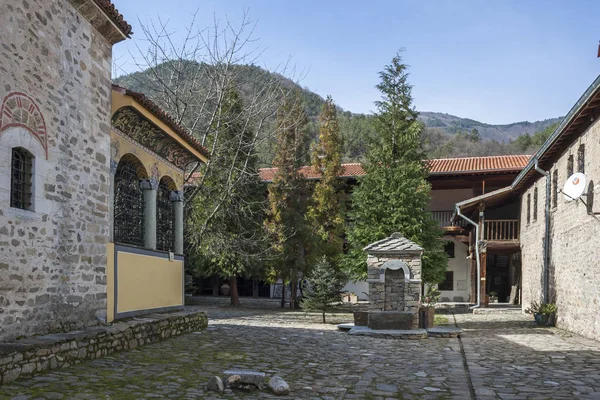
252,279,259,299
212,276,219,297
322,311,326,324
289,277,297,309
229,276,241,306
280,281,286,308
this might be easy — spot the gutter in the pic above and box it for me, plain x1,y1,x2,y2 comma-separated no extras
455,205,481,309
534,159,551,304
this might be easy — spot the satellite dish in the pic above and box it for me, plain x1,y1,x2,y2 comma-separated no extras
563,172,587,201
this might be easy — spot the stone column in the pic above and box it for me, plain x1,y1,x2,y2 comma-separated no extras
140,178,158,250
170,190,184,254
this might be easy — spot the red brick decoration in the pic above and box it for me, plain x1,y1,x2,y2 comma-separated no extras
0,92,48,159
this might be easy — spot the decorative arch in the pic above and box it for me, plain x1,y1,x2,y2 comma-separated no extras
156,176,176,252
116,153,149,179
379,260,413,283
0,92,48,159
158,175,178,191
113,154,147,247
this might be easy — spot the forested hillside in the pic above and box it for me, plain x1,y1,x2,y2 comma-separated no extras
115,62,561,164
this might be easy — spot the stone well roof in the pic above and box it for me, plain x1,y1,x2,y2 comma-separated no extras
363,233,423,254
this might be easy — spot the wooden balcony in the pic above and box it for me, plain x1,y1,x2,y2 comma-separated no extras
431,210,467,230
483,219,519,247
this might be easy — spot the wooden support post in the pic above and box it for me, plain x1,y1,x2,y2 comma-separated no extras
481,251,488,307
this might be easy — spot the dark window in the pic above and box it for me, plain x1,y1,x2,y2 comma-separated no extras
567,155,574,177
587,180,594,215
114,159,145,247
444,241,455,258
577,144,585,174
527,193,531,224
552,170,558,209
438,271,454,291
10,147,34,210
156,178,174,252
533,187,538,221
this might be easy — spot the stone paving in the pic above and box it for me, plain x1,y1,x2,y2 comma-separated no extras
1,300,600,399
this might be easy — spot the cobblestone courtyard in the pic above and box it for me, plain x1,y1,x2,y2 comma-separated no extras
2,300,600,399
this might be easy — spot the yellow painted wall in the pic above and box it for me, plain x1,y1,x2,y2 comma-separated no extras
106,243,115,323
116,251,183,314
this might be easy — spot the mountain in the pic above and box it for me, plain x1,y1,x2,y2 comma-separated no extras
419,112,562,143
114,62,561,162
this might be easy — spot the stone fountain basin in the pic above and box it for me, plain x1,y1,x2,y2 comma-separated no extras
368,311,416,330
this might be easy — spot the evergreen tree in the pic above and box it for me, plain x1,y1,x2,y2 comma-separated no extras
306,96,345,261
344,51,447,284
187,87,267,306
265,92,313,308
300,256,346,323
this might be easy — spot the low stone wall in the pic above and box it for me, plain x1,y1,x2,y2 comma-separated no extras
0,308,208,386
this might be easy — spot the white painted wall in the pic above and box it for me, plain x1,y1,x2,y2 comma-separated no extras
439,238,470,302
342,280,369,300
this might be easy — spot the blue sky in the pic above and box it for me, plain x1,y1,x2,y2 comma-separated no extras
113,0,600,124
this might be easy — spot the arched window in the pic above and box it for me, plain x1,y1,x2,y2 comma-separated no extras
11,147,34,210
114,156,146,247
567,154,574,177
577,144,585,174
552,170,558,209
533,187,538,221
156,177,175,252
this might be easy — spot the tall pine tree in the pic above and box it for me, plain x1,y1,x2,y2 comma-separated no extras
344,52,447,284
306,96,345,262
265,92,313,308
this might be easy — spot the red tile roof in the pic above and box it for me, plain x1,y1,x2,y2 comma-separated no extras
258,155,530,182
95,0,132,36
112,84,210,160
428,155,531,175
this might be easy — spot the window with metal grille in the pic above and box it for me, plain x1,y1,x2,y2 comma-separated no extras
438,271,453,291
533,187,538,221
10,147,34,210
156,178,174,252
577,144,585,174
567,155,574,177
552,170,558,209
527,193,531,224
113,160,145,247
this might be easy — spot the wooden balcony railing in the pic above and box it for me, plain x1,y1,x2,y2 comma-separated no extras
431,210,467,228
484,219,519,241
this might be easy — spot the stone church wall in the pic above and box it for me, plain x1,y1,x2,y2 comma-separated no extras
520,117,600,341
0,0,113,340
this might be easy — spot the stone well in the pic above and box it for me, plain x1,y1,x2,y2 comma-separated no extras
364,233,423,330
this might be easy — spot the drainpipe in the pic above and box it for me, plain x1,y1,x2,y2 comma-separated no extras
534,159,551,304
455,205,481,309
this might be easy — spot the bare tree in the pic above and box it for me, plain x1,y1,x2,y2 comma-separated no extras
113,11,311,303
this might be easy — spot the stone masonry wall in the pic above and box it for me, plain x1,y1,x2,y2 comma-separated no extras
0,309,208,386
520,117,600,341
367,255,422,314
0,0,114,340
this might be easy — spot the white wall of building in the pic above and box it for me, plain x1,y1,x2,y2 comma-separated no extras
439,238,470,302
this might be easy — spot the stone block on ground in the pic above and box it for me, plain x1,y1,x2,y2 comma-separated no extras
224,369,266,389
268,376,290,396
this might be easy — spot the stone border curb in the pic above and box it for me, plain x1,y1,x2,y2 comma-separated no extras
0,307,208,385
